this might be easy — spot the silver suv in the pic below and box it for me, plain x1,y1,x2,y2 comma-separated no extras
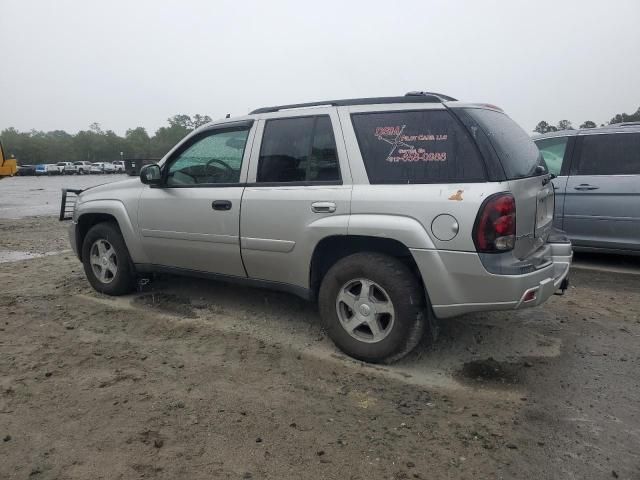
61,93,572,363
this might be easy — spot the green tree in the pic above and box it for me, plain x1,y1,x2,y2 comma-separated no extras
534,121,559,134
609,106,640,125
192,114,212,128
167,114,193,130
124,127,151,158
150,113,212,157
579,120,597,129
556,120,574,131
534,121,551,134
0,112,212,164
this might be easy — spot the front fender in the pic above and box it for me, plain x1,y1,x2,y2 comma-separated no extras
76,199,149,264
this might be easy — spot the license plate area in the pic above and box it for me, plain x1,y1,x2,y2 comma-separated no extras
535,186,554,237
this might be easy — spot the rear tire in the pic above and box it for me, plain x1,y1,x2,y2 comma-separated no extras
82,222,136,295
318,252,427,364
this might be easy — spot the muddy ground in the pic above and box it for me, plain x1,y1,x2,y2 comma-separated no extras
0,216,639,479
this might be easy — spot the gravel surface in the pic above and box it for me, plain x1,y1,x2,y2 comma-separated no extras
0,216,638,479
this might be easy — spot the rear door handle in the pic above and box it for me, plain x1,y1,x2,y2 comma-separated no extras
311,201,336,213
212,200,232,211
574,184,599,191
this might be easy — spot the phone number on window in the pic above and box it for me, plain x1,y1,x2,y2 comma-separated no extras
387,151,447,163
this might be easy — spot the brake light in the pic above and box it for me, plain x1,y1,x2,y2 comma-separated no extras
473,193,516,253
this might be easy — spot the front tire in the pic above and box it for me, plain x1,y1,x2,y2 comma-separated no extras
82,222,136,295
318,252,427,364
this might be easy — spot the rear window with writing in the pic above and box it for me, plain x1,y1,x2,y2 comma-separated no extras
351,110,486,184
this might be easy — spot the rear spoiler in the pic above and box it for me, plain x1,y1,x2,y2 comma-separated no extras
59,188,83,221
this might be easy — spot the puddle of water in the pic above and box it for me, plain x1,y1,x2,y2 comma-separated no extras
457,357,524,385
0,249,68,264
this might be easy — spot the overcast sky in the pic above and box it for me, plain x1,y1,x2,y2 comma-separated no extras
1,0,639,135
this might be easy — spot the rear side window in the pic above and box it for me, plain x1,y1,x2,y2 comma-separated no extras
463,108,543,179
351,110,485,184
576,133,640,175
257,116,340,183
535,136,569,176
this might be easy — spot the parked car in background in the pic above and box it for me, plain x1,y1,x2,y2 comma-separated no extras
61,92,572,363
74,161,92,174
534,123,640,255
57,162,78,175
36,164,61,175
91,162,115,173
16,164,36,176
90,163,104,174
90,162,115,174
111,161,125,173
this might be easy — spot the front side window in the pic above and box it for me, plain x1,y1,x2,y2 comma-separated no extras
351,110,485,184
576,133,640,175
166,128,249,186
535,136,569,176
257,116,340,183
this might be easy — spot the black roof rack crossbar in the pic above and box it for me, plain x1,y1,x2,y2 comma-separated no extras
250,93,456,114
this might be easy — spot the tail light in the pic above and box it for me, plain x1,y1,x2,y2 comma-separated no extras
473,192,516,253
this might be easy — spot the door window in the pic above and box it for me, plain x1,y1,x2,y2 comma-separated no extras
257,116,340,183
351,110,485,184
535,136,569,176
166,128,250,186
576,133,640,175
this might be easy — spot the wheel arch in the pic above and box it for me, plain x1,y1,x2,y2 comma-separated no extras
77,212,119,261
309,235,426,301
75,200,146,263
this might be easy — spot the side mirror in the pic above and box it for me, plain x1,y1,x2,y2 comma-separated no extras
140,164,162,185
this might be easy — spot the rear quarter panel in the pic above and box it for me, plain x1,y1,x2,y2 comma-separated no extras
348,183,507,251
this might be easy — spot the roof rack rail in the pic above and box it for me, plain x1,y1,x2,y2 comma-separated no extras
404,91,458,101
250,93,455,114
615,121,640,127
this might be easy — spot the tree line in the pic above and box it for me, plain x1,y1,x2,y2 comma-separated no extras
0,114,212,165
3,106,639,163
534,106,640,134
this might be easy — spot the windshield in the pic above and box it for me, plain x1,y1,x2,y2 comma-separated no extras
463,108,545,179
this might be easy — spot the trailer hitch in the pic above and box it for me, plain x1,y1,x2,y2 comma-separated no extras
554,277,570,296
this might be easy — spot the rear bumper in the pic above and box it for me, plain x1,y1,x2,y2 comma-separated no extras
411,238,572,319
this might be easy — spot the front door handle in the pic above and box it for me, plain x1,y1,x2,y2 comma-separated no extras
311,201,336,213
574,184,599,191
212,200,232,211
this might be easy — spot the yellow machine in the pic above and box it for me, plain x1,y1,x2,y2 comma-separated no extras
0,141,18,177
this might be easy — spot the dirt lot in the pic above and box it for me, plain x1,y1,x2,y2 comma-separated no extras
1,215,639,480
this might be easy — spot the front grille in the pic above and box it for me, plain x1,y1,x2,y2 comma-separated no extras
59,188,83,221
